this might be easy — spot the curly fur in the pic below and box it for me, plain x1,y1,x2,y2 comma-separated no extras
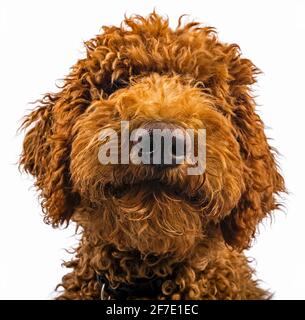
20,13,285,300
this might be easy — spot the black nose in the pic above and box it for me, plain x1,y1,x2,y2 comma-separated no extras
143,122,186,168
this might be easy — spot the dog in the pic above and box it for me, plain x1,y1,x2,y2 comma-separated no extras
20,13,285,299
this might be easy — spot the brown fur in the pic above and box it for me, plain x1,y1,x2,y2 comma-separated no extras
20,13,285,300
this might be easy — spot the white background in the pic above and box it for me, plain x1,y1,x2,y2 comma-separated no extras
0,0,304,300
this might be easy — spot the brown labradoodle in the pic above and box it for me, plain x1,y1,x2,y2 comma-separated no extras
20,13,285,300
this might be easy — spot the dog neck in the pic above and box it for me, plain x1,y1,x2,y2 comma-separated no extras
92,240,217,299
81,225,223,299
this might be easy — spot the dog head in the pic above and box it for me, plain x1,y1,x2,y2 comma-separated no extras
20,13,284,258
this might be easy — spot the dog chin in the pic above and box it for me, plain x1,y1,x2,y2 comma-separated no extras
101,186,205,257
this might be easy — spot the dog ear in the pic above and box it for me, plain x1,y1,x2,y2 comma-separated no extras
20,91,84,226
218,46,285,250
19,58,102,226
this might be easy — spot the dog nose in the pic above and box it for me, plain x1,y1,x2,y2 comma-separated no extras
142,122,186,168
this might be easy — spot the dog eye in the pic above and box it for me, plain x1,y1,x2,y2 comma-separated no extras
213,104,227,116
189,195,200,203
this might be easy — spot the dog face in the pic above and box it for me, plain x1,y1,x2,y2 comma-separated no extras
69,74,245,256
20,13,284,257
